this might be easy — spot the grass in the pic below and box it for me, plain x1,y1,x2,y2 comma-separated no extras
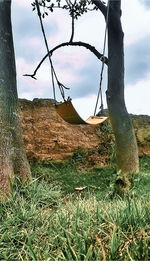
30,160,116,200
0,156,150,260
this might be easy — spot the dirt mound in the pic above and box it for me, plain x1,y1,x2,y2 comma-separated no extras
19,99,150,162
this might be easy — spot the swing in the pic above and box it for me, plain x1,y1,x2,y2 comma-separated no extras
55,100,107,125
35,0,109,125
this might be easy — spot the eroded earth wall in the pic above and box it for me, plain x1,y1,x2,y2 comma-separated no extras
19,99,150,162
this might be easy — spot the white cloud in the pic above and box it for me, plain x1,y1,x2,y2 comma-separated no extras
125,77,150,115
13,0,31,9
16,58,51,99
12,0,150,116
122,0,150,46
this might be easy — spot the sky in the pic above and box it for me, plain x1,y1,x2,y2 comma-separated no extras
11,0,150,119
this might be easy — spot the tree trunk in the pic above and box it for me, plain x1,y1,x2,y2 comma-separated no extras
106,0,139,192
92,0,139,194
0,0,31,198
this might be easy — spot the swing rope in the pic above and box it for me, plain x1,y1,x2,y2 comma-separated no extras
35,0,110,114
94,0,110,116
35,0,68,102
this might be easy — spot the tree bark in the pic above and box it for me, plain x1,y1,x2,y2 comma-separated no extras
0,0,31,198
93,0,139,193
106,0,139,175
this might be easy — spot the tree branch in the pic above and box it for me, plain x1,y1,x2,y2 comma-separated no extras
24,41,108,80
91,0,107,17
70,14,75,42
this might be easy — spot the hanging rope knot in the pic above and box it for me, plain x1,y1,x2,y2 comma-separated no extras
57,81,70,90
100,103,104,112
67,96,72,101
96,104,104,117
57,81,70,101
100,55,106,63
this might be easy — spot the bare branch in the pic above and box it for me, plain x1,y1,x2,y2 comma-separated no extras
24,41,108,79
91,0,107,17
23,74,37,80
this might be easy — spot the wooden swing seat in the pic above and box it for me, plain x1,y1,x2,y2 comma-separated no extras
55,100,108,125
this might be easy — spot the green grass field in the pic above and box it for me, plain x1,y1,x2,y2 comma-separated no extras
0,156,150,260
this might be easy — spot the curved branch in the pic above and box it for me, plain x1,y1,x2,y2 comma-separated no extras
24,41,108,79
91,0,107,17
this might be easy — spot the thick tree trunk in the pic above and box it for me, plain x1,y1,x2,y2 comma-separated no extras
106,0,139,192
92,0,139,179
0,0,31,198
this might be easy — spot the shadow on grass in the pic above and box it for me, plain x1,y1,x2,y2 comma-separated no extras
30,159,117,200
30,156,150,200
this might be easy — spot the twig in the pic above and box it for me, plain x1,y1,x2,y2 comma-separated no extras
23,74,37,80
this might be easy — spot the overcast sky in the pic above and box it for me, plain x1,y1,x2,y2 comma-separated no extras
11,0,150,119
